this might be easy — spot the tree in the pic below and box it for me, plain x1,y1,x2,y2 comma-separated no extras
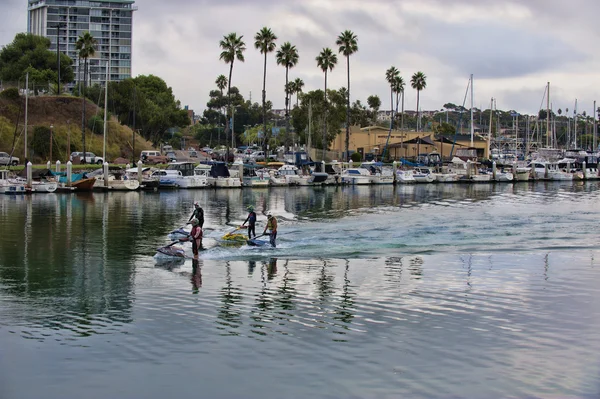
254,27,277,156
411,71,427,131
393,76,405,129
316,48,337,159
383,67,399,159
219,32,246,152
0,33,73,87
276,42,299,148
367,95,381,124
215,74,228,143
336,30,358,161
293,77,304,107
75,31,97,163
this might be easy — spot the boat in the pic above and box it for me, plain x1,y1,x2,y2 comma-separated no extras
126,166,160,190
341,168,372,185
395,168,416,184
527,161,573,181
168,226,190,241
206,162,242,187
247,238,272,247
0,169,26,194
14,168,58,192
55,171,96,192
412,167,435,183
513,166,531,181
166,162,208,188
151,169,182,188
494,169,514,182
91,167,140,191
242,166,270,187
360,162,394,184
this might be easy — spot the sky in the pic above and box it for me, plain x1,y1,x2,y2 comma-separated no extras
2,0,600,117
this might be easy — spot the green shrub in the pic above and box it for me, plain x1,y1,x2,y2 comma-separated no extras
0,88,20,100
350,152,362,162
88,115,104,135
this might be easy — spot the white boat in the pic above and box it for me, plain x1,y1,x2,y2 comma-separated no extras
431,171,459,183
126,166,160,190
494,170,514,182
0,169,26,194
528,161,573,181
151,169,183,188
166,162,208,188
206,162,242,187
242,167,270,187
513,167,531,181
11,169,58,192
395,169,416,184
341,168,372,185
360,162,394,184
276,164,319,186
412,167,435,183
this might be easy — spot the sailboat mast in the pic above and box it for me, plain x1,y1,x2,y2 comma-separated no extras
487,97,493,158
470,74,474,147
102,60,108,162
308,99,312,156
574,99,578,148
24,72,28,161
594,100,597,151
546,82,550,148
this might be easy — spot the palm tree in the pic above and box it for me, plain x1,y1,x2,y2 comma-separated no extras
316,47,337,159
219,32,246,152
75,32,97,164
254,27,277,155
394,76,406,129
293,77,304,107
336,30,358,161
276,42,299,148
411,71,427,131
215,74,228,144
385,67,400,129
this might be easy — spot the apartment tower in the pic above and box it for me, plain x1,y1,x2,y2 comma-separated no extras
27,0,137,88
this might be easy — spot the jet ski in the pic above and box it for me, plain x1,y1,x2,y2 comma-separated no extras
168,227,190,241
154,243,186,259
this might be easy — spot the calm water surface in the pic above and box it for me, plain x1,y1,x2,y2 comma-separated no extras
1,182,600,399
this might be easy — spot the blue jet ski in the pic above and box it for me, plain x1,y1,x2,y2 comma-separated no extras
246,238,273,247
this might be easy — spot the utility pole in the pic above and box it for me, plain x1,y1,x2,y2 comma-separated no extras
49,124,54,164
24,72,29,162
56,24,61,95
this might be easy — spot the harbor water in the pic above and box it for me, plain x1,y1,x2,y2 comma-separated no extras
1,182,600,398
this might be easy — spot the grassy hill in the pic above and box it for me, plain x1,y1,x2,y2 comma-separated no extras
0,93,155,164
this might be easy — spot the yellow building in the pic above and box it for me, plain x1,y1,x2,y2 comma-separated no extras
332,126,490,160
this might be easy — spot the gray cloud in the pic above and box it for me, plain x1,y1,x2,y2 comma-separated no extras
2,0,600,116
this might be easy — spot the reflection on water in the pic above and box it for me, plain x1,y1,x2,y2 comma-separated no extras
1,183,600,398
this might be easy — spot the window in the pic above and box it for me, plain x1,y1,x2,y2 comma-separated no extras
119,46,130,53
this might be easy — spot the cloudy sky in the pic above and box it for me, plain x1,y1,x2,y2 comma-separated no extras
3,0,600,116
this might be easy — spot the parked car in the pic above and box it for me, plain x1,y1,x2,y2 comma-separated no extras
189,150,198,158
166,152,177,162
201,146,212,154
250,151,265,162
70,152,103,164
0,152,19,166
140,150,169,165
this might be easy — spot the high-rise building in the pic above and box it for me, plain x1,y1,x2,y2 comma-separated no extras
27,0,137,88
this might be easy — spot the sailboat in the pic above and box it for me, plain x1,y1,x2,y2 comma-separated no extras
94,62,139,191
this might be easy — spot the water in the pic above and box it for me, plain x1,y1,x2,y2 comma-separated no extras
1,183,600,399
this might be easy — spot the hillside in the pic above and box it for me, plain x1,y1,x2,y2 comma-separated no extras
0,94,155,163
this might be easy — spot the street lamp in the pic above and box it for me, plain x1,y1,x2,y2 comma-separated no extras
49,124,54,164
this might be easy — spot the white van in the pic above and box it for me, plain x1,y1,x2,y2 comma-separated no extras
140,150,168,165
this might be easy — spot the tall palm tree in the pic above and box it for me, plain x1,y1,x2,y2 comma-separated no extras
276,42,299,148
336,30,358,161
215,74,228,144
293,77,304,107
411,71,427,132
385,67,400,128
254,27,277,155
394,76,406,129
316,47,337,159
219,32,246,152
75,32,97,164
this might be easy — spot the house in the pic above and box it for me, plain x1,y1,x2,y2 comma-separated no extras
331,126,490,160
